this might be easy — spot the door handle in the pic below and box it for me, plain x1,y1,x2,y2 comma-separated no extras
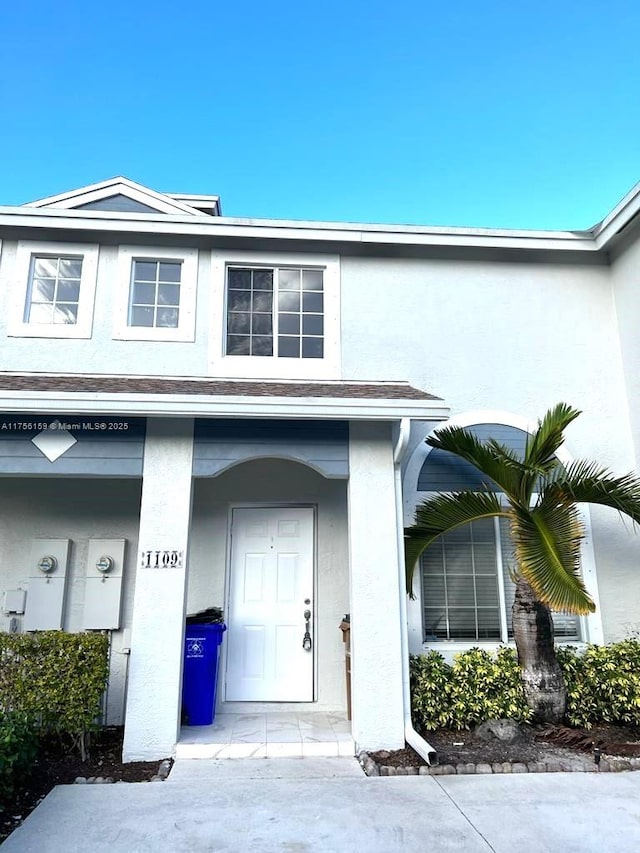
302,608,312,651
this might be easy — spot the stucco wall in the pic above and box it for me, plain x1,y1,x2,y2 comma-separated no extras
0,478,142,724
188,459,349,712
340,254,640,644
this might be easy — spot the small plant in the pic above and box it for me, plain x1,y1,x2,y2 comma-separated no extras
0,712,38,806
410,651,453,731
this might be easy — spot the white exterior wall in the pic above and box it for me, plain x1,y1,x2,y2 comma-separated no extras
341,255,640,643
0,477,142,725
188,459,349,711
348,422,405,751
0,241,211,376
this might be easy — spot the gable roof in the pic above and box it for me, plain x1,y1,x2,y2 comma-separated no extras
24,177,221,217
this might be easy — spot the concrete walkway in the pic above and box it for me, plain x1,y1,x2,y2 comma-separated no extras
4,759,640,852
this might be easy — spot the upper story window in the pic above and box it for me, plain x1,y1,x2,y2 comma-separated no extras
129,259,182,328
114,246,198,342
7,241,99,339
210,250,340,380
226,266,324,359
25,256,83,325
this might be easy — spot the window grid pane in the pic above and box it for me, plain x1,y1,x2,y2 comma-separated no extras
26,255,83,325
226,266,324,359
129,260,182,328
422,520,502,641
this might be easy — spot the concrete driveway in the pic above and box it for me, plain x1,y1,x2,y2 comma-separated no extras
3,759,640,852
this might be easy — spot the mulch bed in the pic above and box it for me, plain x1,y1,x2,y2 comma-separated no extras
369,722,640,771
0,727,165,844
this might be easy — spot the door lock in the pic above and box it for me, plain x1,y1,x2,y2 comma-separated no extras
302,608,312,651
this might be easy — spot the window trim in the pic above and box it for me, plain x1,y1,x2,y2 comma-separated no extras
8,241,99,339
209,250,340,379
113,246,198,342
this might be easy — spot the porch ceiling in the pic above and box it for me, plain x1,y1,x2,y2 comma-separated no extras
0,373,448,422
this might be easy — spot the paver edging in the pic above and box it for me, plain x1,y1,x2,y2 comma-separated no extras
358,750,640,776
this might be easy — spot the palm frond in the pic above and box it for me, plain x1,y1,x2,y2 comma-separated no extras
510,502,595,614
545,460,640,525
427,426,525,502
405,490,507,595
524,402,580,475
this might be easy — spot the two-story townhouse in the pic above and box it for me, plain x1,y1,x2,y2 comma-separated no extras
1,176,639,762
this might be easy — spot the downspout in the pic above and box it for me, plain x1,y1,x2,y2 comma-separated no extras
394,418,438,765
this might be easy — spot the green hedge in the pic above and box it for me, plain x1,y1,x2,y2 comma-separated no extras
411,647,531,731
0,631,109,758
0,712,39,805
557,640,640,728
411,639,640,731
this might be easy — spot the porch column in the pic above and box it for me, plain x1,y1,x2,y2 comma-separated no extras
123,418,194,762
347,421,405,751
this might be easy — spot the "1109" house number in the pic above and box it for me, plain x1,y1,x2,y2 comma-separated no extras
140,549,184,569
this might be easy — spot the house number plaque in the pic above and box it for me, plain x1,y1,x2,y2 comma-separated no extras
140,549,184,569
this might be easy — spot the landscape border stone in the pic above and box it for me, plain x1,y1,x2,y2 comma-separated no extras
358,750,640,776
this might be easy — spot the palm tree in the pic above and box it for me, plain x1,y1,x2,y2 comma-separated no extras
405,403,640,723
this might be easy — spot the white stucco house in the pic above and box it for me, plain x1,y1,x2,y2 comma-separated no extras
1,177,640,762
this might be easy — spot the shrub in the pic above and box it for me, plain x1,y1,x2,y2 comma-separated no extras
0,712,38,805
410,651,453,731
0,632,109,759
557,639,640,729
410,646,531,731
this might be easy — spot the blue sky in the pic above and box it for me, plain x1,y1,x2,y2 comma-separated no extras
1,1,639,228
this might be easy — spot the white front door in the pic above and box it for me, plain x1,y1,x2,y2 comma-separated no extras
225,506,314,701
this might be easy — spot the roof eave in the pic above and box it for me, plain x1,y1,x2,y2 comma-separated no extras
0,205,598,253
0,390,450,422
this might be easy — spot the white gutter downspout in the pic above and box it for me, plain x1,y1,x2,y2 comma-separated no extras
394,418,438,765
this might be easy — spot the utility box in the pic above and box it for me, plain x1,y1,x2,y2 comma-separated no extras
181,623,226,726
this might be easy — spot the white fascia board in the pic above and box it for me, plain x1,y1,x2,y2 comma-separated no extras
24,177,201,217
0,206,598,253
591,182,640,248
0,391,449,422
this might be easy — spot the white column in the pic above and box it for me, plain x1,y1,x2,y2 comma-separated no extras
348,421,405,751
123,418,194,762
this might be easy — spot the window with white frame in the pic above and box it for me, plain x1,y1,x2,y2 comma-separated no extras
209,251,340,379
226,265,324,358
416,422,582,645
8,241,99,339
113,247,198,341
25,256,83,324
128,259,182,328
421,516,581,643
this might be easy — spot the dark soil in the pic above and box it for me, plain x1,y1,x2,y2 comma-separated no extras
370,722,640,769
0,727,166,844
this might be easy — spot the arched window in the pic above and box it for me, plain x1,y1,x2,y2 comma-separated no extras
417,423,581,644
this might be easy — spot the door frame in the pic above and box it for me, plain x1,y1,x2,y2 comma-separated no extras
221,502,318,704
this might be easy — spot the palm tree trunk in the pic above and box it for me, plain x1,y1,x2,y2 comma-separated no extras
512,576,566,723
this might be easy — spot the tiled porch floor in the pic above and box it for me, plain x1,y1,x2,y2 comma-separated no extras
175,712,354,759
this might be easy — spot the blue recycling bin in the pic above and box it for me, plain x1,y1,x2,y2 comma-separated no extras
182,623,226,726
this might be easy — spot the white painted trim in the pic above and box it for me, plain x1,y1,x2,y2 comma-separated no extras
0,207,600,253
6,241,99,339
591,181,640,247
25,177,202,216
403,410,605,648
0,389,450,421
208,250,341,380
112,246,198,342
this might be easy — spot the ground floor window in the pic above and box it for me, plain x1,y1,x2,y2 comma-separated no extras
421,516,581,643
